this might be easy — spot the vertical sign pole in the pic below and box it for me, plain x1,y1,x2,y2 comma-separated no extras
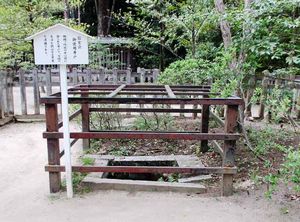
59,64,73,198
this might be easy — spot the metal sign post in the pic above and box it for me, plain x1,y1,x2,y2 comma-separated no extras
26,24,92,198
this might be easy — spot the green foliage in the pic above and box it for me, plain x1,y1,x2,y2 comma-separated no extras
81,157,95,166
158,58,211,85
61,172,90,194
133,113,174,131
89,105,123,131
248,127,289,156
252,86,293,123
0,0,88,69
108,146,130,156
280,149,300,193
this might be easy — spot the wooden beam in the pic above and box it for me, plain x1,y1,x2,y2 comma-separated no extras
106,84,126,98
40,97,244,106
165,85,176,98
45,165,237,175
43,131,240,141
89,107,202,113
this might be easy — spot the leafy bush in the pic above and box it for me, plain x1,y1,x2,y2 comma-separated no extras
133,113,174,131
158,58,211,85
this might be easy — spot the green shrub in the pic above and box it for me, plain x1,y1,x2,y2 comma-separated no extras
158,58,211,85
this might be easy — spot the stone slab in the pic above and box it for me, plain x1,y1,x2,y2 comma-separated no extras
83,177,206,194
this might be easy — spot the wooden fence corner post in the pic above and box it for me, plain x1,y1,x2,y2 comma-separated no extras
222,104,239,196
7,69,14,116
19,69,27,115
33,68,40,115
200,94,210,152
45,103,61,193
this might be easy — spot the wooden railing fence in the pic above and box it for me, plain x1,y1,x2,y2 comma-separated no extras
0,67,159,124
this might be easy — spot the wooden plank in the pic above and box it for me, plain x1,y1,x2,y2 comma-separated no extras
33,69,40,115
19,69,27,115
43,131,240,141
45,165,238,175
45,103,61,193
106,84,126,98
89,107,202,113
40,97,244,106
165,85,176,98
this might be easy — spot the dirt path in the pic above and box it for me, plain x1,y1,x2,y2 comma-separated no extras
0,122,299,222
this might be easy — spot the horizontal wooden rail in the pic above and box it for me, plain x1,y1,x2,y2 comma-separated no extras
45,165,237,174
89,107,202,113
58,109,82,128
77,84,212,89
67,91,217,96
43,131,240,140
41,97,244,106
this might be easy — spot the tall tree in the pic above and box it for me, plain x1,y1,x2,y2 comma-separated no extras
94,0,110,36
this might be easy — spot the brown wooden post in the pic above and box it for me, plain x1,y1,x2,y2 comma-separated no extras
7,69,14,116
33,68,40,115
81,89,90,150
19,69,27,115
222,104,239,196
45,103,61,193
200,94,210,152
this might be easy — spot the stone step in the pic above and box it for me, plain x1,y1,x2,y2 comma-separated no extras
83,177,206,194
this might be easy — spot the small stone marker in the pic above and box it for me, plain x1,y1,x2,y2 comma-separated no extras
26,24,93,198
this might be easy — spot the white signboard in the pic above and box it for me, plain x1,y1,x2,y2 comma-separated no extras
26,24,92,198
26,24,89,65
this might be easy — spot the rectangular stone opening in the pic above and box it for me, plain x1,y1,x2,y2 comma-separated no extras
106,160,179,181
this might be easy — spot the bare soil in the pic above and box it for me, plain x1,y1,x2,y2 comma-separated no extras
0,122,300,222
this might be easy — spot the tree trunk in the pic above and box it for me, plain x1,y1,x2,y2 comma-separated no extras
64,0,69,22
214,0,233,49
95,0,110,37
